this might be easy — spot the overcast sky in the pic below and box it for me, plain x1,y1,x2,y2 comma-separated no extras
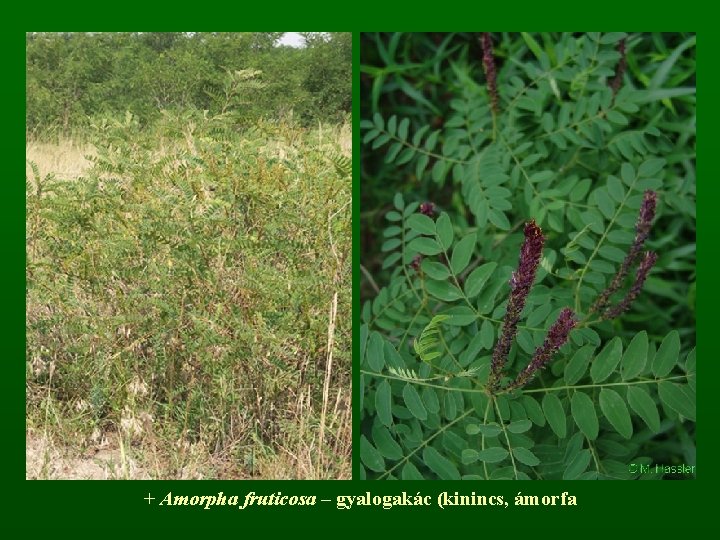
278,33,305,48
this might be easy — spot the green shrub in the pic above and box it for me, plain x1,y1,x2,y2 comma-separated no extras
360,32,695,480
27,112,351,479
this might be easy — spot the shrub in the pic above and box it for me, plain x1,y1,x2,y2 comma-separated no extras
360,32,695,480
26,112,352,478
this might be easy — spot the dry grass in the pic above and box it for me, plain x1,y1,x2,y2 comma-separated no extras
25,138,96,181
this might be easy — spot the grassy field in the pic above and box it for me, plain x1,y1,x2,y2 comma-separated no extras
26,114,351,479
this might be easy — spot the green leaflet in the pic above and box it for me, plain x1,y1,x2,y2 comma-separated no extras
422,386,441,414
371,421,403,460
638,158,666,178
621,331,648,381
365,331,386,372
426,280,464,302
526,303,552,328
451,233,477,275
658,382,696,421
607,175,626,202
590,337,623,383
423,446,461,479
563,449,592,480
626,386,660,432
571,391,599,440
375,380,393,427
421,261,450,280
443,392,457,420
384,341,405,370
461,449,480,465
413,315,449,364
443,306,477,327
464,262,497,299
480,319,495,349
652,330,680,377
599,388,633,439
600,32,627,44
507,419,532,433
401,462,424,480
402,383,427,420
542,393,567,438
565,345,595,385
360,435,385,473
435,212,454,250
470,423,502,437
512,447,540,466
476,447,509,463
406,213,436,235
522,396,546,427
621,162,636,184
407,237,442,256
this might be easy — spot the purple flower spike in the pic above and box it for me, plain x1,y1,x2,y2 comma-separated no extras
515,220,545,292
506,308,577,391
481,32,499,115
635,190,657,248
609,38,627,98
592,190,657,316
603,251,658,319
489,220,544,389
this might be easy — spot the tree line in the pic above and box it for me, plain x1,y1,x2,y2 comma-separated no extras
26,32,351,136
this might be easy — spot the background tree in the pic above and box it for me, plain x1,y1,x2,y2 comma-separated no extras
26,31,352,137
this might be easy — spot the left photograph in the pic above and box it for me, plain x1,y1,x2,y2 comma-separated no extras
26,32,352,479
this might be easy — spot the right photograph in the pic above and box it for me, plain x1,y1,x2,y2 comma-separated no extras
359,32,696,480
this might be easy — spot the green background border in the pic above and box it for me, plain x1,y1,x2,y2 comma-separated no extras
7,5,714,531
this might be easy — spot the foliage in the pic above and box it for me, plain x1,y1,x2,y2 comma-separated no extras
26,32,351,137
360,32,695,480
26,112,352,479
